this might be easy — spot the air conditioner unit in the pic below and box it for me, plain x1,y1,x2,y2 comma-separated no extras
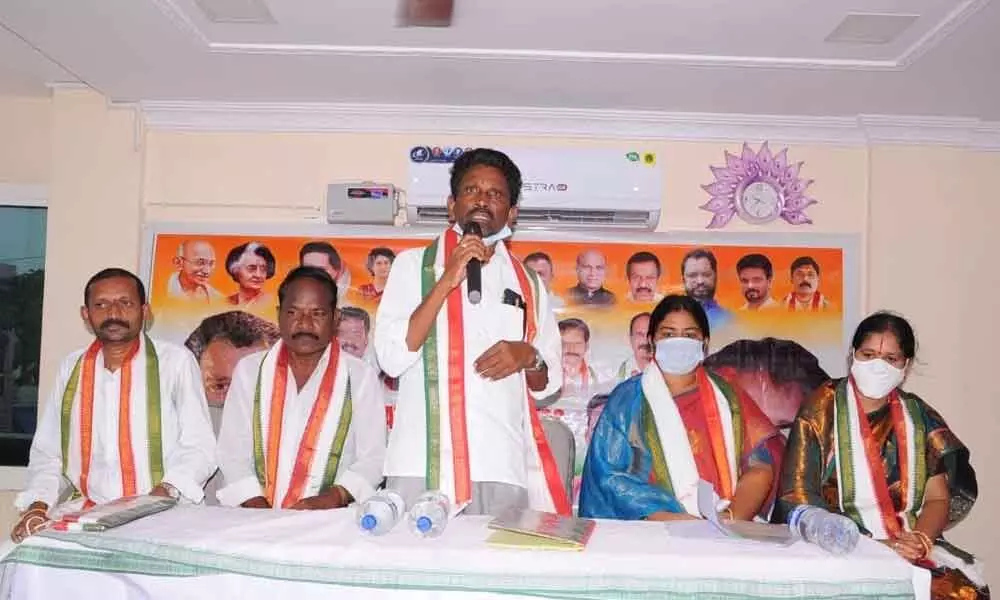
405,147,662,230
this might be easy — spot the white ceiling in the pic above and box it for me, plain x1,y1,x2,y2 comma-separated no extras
0,22,76,96
0,0,997,119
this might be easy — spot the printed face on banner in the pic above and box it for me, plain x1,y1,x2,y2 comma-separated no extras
301,252,341,280
200,338,269,406
524,256,554,289
560,325,589,375
739,267,772,305
182,310,280,407
173,240,217,291
369,255,392,280
628,313,652,371
627,260,660,302
575,250,608,293
792,264,820,296
337,310,370,359
682,255,718,302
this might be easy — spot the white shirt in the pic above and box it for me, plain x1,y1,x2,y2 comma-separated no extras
16,338,217,510
216,345,386,507
374,238,563,489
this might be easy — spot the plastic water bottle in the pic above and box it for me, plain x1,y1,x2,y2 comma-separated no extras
788,505,860,555
356,490,405,536
407,491,450,538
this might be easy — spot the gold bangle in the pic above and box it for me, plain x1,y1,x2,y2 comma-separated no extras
719,507,734,521
21,507,46,519
912,530,934,558
23,514,47,536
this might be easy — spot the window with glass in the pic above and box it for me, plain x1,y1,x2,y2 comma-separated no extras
0,205,46,466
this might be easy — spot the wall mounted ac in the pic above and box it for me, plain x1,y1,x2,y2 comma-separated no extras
405,147,662,230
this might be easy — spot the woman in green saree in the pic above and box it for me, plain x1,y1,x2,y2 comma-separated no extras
776,312,986,599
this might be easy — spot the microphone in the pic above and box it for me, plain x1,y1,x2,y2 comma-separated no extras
463,222,483,304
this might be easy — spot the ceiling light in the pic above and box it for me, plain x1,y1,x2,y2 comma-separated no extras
826,13,918,45
194,0,275,24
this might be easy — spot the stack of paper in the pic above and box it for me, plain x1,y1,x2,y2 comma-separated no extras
486,508,597,551
667,480,795,546
50,495,178,533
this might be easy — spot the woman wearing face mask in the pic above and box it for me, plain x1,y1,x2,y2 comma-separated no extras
578,295,784,522
777,312,986,599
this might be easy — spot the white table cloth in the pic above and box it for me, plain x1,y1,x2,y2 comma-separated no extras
0,505,918,599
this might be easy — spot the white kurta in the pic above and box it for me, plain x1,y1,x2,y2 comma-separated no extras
374,238,563,490
16,338,217,510
216,344,386,507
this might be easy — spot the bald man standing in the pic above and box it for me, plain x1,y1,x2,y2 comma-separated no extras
168,240,223,303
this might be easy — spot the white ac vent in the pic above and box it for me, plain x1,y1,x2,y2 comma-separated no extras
412,206,658,229
406,147,662,231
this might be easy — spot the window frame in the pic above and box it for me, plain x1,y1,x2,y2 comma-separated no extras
0,183,48,491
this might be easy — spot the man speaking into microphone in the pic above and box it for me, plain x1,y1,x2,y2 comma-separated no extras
374,148,568,517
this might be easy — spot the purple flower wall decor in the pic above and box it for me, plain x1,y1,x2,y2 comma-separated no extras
700,142,817,229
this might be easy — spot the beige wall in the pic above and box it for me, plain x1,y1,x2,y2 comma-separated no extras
37,90,143,407
0,95,50,184
867,146,1000,558
143,133,868,234
7,90,998,579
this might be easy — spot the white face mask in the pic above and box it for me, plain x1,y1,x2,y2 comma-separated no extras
452,223,513,247
482,224,513,246
850,357,905,399
654,337,705,376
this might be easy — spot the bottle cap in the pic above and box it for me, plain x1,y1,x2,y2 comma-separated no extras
416,516,432,533
788,504,813,529
361,514,377,530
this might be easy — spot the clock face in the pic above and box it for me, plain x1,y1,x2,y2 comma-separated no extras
737,181,782,224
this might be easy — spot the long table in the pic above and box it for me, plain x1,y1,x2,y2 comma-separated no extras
0,505,921,599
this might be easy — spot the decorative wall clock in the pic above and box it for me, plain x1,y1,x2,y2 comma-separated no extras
700,142,817,229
